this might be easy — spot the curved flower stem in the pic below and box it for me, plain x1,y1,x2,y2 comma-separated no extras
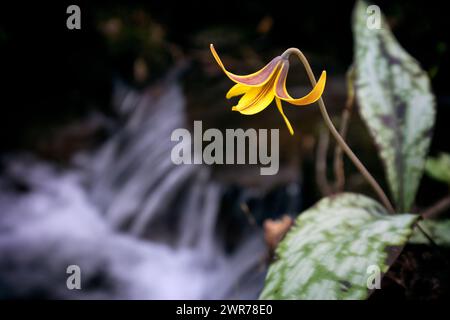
282,48,395,213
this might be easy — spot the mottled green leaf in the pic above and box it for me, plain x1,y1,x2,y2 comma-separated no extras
260,193,419,300
352,0,436,212
425,153,450,185
410,219,450,247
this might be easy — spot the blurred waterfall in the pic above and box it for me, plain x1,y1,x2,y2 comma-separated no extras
0,72,269,299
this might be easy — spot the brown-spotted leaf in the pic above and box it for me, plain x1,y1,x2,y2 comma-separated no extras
260,193,419,300
352,0,436,211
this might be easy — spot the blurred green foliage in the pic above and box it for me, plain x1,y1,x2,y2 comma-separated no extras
425,153,450,185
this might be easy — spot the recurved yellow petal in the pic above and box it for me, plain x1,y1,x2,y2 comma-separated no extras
275,97,294,135
276,67,327,106
226,83,250,99
210,44,282,87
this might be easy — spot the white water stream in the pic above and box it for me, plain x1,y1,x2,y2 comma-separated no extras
0,78,267,299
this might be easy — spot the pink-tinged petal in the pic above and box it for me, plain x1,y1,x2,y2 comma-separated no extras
274,60,291,99
210,44,282,87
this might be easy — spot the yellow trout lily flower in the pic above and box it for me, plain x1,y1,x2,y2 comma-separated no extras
210,44,326,135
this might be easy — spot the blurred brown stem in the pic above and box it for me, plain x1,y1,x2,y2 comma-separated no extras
333,66,355,193
421,195,450,219
316,127,333,196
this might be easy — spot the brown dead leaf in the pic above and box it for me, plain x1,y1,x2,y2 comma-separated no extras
264,215,294,252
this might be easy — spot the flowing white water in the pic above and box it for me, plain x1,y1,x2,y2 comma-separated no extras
0,77,267,299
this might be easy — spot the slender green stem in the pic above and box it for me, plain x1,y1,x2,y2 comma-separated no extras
282,48,395,213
